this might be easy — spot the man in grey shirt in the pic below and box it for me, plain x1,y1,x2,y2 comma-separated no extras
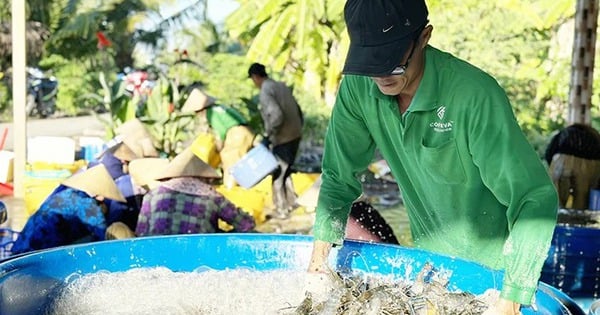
248,62,303,218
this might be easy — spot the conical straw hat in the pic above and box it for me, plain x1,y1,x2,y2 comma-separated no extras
116,119,159,157
154,147,220,181
62,164,126,202
100,142,139,162
128,157,170,189
181,88,215,113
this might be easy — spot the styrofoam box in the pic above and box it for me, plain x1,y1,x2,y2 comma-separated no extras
0,150,14,183
27,136,75,164
231,144,278,189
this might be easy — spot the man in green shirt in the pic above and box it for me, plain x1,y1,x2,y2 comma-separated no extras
307,1,558,314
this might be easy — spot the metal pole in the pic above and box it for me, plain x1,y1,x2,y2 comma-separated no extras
568,0,599,124
11,0,27,198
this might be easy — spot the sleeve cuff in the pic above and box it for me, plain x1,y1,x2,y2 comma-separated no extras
500,282,536,305
312,219,345,246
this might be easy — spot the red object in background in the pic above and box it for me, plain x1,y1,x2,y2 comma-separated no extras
0,127,7,151
0,183,12,196
96,31,112,49
125,70,149,96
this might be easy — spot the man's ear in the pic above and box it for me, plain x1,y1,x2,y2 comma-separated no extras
420,25,433,49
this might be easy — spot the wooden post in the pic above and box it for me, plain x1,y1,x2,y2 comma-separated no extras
568,0,599,124
11,0,27,198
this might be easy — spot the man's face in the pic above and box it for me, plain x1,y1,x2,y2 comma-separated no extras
369,25,432,96
370,41,418,96
249,74,260,88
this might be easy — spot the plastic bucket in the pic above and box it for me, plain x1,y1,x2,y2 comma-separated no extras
541,224,600,298
230,144,278,189
0,234,584,315
23,170,72,216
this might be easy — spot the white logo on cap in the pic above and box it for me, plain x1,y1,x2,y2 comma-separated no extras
383,25,394,33
404,19,411,26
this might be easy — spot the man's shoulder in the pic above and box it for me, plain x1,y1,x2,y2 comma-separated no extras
428,46,499,85
262,78,279,89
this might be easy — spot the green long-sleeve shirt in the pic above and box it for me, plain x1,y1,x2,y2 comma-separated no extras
313,46,558,305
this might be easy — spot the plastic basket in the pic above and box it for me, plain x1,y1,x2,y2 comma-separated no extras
0,228,20,260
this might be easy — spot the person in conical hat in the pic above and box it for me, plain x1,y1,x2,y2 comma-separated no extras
11,165,126,255
116,118,159,158
128,157,170,191
181,88,216,113
87,141,149,235
89,141,141,180
182,88,255,189
135,147,256,236
102,157,170,234
102,141,140,163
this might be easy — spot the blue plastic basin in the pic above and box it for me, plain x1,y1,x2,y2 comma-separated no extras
541,225,600,298
0,234,585,314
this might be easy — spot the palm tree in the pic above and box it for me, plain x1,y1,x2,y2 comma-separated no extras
45,0,209,69
226,0,347,106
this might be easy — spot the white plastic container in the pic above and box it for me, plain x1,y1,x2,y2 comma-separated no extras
27,136,75,164
0,150,14,183
230,144,278,189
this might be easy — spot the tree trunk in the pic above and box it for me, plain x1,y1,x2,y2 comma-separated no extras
568,0,599,124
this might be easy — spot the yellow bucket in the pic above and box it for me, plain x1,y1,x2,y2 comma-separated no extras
24,170,72,216
27,160,87,174
23,160,86,216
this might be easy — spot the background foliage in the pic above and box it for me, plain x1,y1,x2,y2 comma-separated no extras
0,0,594,157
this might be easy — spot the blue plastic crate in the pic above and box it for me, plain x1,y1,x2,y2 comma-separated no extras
0,228,20,260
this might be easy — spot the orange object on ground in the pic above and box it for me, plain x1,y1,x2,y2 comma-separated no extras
0,127,7,151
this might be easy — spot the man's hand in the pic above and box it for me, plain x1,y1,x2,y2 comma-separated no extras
305,240,335,298
259,135,271,148
482,298,521,315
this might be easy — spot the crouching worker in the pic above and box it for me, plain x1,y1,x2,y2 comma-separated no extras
346,199,399,245
298,176,399,245
12,164,126,255
135,147,256,236
182,89,255,189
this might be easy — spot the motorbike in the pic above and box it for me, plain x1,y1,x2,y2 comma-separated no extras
26,67,58,118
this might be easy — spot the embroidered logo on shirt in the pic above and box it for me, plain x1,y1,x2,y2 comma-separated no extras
436,106,446,119
430,106,454,133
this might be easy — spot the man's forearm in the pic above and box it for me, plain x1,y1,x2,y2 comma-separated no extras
308,240,333,272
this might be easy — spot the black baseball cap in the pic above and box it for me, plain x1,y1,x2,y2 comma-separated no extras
342,0,429,77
